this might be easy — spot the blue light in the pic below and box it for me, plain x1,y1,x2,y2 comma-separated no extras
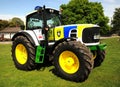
34,6,42,10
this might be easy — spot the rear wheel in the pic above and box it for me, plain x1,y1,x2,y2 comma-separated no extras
53,41,93,82
12,36,36,70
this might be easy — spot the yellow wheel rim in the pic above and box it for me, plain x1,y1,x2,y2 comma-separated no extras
15,44,28,64
59,51,80,74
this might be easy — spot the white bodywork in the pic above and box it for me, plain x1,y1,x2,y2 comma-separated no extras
20,29,45,46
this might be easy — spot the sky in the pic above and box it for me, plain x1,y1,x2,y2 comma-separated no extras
0,0,69,21
90,0,120,19
0,0,120,22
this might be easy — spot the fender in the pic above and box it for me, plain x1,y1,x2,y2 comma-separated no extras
50,37,77,53
12,30,39,46
50,37,77,47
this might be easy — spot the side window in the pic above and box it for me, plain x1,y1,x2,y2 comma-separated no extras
27,12,43,29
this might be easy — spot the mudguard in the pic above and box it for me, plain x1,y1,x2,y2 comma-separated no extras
12,30,39,46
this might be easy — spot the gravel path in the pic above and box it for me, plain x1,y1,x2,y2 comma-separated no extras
0,41,12,44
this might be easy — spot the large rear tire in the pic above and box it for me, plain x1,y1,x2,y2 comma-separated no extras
12,36,36,70
53,41,93,82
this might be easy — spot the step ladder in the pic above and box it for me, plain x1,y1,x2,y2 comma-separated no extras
35,46,45,63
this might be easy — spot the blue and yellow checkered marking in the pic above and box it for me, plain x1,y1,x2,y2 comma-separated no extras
48,24,95,41
64,25,77,38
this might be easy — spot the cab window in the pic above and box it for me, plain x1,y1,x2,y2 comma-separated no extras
27,12,43,30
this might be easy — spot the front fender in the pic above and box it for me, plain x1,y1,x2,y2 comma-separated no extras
12,30,39,46
88,43,107,51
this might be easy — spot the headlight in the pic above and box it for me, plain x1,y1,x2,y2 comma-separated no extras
94,34,100,40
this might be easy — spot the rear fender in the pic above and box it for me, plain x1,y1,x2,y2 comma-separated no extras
50,37,77,53
54,37,76,47
12,30,39,46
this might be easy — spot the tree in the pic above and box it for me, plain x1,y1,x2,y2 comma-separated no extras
9,17,25,30
111,8,120,35
60,0,109,35
0,20,9,30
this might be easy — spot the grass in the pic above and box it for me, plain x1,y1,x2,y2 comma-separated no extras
0,37,120,87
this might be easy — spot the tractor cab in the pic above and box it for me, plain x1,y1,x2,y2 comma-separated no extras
26,6,61,30
25,6,61,42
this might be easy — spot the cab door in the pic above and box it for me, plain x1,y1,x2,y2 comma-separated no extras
26,12,45,41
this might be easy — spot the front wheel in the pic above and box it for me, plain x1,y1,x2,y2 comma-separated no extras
92,50,105,67
11,36,36,70
53,41,93,82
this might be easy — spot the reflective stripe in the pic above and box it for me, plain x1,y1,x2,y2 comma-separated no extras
64,25,77,38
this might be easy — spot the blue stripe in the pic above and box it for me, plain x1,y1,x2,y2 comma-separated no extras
64,25,77,38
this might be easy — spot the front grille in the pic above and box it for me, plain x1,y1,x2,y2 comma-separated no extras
70,29,77,37
82,27,100,43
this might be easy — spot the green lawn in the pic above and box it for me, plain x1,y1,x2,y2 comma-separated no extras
0,37,120,87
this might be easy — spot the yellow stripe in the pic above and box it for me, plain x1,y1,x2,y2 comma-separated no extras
48,28,54,41
77,24,94,38
54,26,64,40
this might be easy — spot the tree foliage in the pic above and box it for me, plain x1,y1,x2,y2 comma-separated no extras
9,17,25,29
0,17,24,30
60,0,109,34
0,20,9,30
111,8,120,35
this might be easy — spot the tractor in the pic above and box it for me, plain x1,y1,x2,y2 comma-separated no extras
11,6,106,82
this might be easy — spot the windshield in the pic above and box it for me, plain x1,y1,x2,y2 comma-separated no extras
46,12,61,28
26,9,61,30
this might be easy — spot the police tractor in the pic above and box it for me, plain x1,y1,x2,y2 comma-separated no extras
11,6,106,82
